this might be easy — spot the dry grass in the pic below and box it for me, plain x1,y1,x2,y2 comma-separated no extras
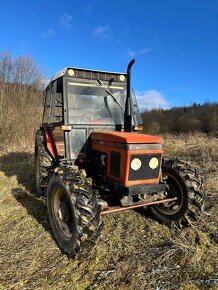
0,133,218,290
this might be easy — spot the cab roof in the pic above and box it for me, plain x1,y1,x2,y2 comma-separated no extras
50,67,127,83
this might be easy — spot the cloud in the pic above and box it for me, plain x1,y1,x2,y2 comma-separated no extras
19,40,26,52
94,25,111,39
42,29,55,38
136,90,169,110
20,40,26,46
127,49,136,58
127,47,151,58
86,3,93,13
170,86,195,92
60,13,72,30
170,86,186,91
139,48,152,54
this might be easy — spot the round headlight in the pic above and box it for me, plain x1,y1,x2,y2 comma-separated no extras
119,74,125,81
149,157,159,170
131,158,142,171
68,69,75,76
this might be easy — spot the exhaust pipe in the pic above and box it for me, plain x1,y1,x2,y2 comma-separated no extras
124,59,135,132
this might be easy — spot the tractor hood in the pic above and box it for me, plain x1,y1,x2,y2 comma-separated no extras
90,131,163,186
91,131,162,145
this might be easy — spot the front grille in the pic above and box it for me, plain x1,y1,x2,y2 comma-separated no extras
110,151,121,177
128,153,161,181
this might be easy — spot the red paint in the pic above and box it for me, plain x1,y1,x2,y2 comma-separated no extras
91,131,162,144
44,126,56,158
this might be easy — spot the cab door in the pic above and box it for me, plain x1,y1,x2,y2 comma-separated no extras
43,79,65,158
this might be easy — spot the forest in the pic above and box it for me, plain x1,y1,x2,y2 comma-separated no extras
141,102,218,135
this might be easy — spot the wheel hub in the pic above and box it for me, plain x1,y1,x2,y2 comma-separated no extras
52,188,73,239
154,173,183,215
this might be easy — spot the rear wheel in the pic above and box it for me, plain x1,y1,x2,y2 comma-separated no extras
47,166,103,257
148,158,204,228
35,129,52,196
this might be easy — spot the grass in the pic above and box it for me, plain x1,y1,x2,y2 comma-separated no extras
0,133,217,290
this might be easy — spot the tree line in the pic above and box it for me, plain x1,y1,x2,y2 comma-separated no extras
0,50,44,150
141,102,218,135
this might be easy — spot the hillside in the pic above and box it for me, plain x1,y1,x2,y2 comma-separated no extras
141,103,218,135
0,133,217,290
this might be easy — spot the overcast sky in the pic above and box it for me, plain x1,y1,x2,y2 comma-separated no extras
0,0,218,109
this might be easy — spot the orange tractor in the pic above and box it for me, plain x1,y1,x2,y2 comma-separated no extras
35,60,204,257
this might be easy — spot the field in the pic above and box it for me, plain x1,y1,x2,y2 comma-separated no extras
0,133,217,290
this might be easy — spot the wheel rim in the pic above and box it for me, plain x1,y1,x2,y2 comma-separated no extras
51,187,74,239
154,171,184,215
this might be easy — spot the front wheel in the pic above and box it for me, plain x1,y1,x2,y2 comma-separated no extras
47,166,103,257
148,158,204,228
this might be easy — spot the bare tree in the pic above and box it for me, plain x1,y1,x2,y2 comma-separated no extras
0,50,44,150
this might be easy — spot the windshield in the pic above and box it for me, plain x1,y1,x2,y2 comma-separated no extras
66,78,126,124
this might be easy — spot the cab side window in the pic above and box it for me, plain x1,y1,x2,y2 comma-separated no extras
42,86,52,124
53,92,63,123
43,78,63,124
51,79,63,124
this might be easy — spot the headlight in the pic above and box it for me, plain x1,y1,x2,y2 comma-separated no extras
131,158,142,171
68,69,75,76
119,74,125,81
149,157,159,169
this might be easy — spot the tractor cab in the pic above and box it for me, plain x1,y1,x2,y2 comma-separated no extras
42,61,142,162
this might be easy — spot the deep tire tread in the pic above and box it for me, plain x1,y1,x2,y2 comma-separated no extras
149,157,204,228
47,166,103,257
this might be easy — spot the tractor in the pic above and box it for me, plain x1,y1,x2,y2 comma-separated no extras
35,59,204,257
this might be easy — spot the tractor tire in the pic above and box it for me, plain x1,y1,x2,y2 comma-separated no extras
47,166,103,257
35,129,52,196
148,158,204,228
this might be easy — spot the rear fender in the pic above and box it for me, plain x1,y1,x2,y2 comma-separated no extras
44,125,59,162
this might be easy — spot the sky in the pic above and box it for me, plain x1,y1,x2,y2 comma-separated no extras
0,0,218,110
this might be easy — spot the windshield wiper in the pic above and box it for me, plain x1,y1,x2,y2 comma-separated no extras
97,79,123,110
